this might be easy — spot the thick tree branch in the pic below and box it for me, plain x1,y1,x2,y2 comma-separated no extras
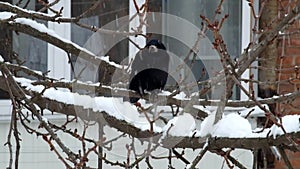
161,132,300,150
0,1,140,36
1,63,299,114
24,77,300,109
0,19,123,84
4,60,295,110
0,62,79,165
0,74,298,151
278,147,294,169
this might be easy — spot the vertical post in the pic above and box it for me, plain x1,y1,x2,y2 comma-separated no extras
129,0,146,62
240,0,252,100
47,0,71,80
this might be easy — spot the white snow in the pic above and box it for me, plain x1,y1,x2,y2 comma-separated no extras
15,77,162,132
15,17,54,34
11,77,300,139
0,55,4,62
13,18,96,56
42,116,48,123
0,11,15,20
173,91,189,100
194,105,244,114
162,113,196,136
97,56,125,69
158,90,172,96
137,99,179,115
212,113,252,138
271,146,281,160
198,111,216,137
239,105,268,117
194,104,267,117
2,16,93,57
270,115,300,139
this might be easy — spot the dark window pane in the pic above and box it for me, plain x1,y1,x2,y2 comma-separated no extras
72,0,129,63
1,0,48,99
71,0,129,82
35,0,49,11
12,0,48,75
162,0,242,99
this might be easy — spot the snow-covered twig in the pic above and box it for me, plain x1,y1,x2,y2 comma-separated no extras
1,63,300,152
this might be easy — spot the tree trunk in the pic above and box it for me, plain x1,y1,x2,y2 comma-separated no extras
258,1,278,169
258,0,278,115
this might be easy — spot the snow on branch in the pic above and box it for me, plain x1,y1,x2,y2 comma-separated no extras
0,2,60,20
161,131,300,151
0,67,299,151
2,1,300,167
0,10,125,84
2,60,300,117
0,1,139,36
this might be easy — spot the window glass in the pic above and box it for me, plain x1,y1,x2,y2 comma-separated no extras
0,0,48,99
162,0,242,99
12,0,48,75
71,0,129,82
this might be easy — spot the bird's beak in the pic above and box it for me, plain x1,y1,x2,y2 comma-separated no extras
148,45,158,53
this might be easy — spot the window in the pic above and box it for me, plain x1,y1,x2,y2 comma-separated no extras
137,0,251,100
161,0,243,99
0,1,250,105
70,0,129,82
12,0,48,75
9,0,70,80
0,0,48,64
0,0,71,116
0,0,48,100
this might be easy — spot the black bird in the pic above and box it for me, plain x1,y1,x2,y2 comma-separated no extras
129,39,170,103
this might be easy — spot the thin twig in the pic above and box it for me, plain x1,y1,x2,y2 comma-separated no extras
188,139,209,169
278,147,294,169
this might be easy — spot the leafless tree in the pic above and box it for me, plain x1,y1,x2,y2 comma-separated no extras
0,0,300,169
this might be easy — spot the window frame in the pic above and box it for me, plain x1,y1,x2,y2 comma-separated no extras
47,0,71,80
240,0,252,100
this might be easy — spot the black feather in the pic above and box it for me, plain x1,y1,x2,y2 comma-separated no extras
129,39,169,103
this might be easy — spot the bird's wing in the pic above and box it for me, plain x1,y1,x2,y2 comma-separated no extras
131,50,144,76
151,50,170,72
